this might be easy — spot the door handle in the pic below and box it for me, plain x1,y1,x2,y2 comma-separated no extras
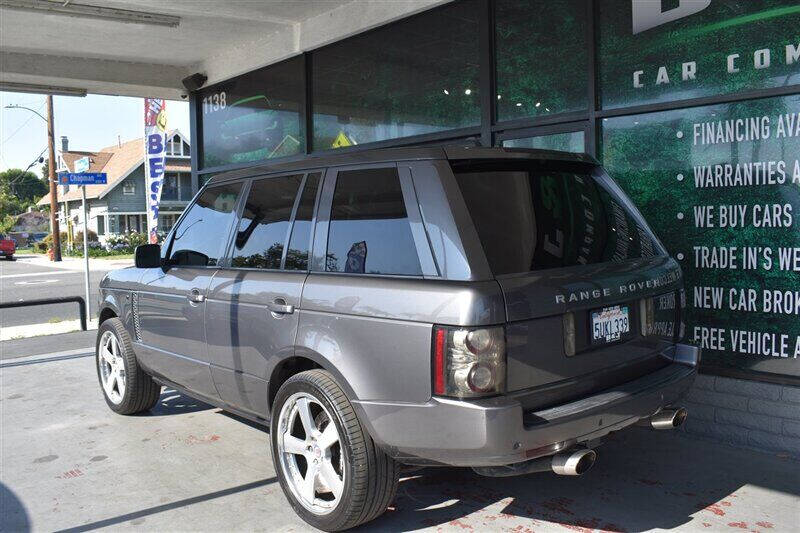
268,299,294,315
188,288,205,303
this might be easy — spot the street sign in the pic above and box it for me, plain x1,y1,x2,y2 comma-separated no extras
58,172,107,185
74,156,90,173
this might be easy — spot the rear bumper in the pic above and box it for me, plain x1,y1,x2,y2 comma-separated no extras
353,344,698,467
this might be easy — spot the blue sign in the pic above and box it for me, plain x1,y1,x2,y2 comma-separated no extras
58,172,107,185
74,156,90,173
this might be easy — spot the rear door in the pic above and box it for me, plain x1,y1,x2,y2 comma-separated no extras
136,182,243,400
451,160,682,406
206,171,321,418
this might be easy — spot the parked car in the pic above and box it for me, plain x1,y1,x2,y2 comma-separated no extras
96,146,698,531
0,234,15,260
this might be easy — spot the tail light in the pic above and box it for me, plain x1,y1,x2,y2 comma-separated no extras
432,325,505,398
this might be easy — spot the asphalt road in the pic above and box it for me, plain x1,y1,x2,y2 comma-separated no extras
0,256,120,327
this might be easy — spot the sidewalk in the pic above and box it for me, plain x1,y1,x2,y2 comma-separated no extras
0,329,95,360
0,319,98,342
14,253,133,272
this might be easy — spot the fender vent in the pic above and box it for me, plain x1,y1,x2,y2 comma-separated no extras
131,292,142,342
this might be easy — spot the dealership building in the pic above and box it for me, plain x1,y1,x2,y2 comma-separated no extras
2,0,798,455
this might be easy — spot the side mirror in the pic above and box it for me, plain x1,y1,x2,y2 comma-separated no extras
134,244,162,268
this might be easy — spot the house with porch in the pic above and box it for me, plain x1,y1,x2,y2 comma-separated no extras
38,131,193,242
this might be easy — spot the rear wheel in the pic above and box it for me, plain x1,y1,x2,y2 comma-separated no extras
270,370,398,531
95,318,161,414
4,255,12,261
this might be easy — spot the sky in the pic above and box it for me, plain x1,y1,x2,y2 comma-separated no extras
0,91,190,176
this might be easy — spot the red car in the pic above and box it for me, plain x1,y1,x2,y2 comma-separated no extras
0,234,15,260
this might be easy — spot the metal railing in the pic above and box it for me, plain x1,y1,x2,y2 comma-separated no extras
0,296,87,331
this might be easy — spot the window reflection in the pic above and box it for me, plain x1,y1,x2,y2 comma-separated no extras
232,175,304,269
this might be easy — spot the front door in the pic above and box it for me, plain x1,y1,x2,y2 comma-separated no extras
135,181,244,400
206,172,321,418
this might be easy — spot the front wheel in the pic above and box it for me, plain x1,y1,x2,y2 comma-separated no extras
95,318,161,414
270,370,398,531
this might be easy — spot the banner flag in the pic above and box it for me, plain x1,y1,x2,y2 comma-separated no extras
144,98,168,244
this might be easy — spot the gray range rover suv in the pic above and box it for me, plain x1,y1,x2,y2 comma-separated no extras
96,146,698,531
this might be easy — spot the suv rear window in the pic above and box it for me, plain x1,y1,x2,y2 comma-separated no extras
453,161,665,276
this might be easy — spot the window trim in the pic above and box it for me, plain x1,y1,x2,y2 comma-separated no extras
312,162,434,278
122,181,136,195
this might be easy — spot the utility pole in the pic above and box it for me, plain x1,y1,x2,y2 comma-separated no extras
46,95,62,261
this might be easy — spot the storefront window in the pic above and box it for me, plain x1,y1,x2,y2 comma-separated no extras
199,56,304,168
312,1,480,150
602,94,800,380
502,130,585,153
598,0,800,109
495,0,588,121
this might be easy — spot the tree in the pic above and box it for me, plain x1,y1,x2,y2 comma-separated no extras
0,190,25,218
0,168,48,207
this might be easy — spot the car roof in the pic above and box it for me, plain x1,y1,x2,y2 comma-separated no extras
207,145,598,185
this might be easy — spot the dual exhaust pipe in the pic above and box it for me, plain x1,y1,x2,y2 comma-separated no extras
645,407,688,430
473,447,597,477
474,406,689,479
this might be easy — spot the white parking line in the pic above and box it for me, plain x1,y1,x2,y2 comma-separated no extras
0,270,77,280
14,279,60,285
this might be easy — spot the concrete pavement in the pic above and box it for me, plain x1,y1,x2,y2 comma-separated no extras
1,352,798,532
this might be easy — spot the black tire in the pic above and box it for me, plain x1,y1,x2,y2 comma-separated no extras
5,255,12,261
270,369,399,531
95,317,161,415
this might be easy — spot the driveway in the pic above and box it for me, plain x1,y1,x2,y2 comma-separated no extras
1,352,798,532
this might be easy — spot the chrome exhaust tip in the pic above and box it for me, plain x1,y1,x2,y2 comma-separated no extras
650,407,688,430
551,448,596,476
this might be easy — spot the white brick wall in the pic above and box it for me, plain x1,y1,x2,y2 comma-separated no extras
682,374,800,457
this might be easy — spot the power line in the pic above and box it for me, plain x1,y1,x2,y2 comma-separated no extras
1,101,46,146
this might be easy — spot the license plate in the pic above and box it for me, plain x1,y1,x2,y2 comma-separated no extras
591,305,630,344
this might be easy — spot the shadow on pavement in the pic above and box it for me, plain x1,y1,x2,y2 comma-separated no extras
53,477,277,533
0,483,30,532
366,428,799,532
143,389,214,416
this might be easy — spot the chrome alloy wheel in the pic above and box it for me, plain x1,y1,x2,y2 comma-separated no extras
277,392,345,515
97,330,126,404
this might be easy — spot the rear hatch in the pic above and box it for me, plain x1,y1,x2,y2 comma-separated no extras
452,158,683,410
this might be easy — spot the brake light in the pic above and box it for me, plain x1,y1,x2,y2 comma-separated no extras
433,328,446,395
431,325,506,398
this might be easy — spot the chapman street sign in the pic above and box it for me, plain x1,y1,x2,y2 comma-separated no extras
57,172,107,185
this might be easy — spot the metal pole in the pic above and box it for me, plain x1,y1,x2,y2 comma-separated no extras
46,95,62,261
82,186,91,318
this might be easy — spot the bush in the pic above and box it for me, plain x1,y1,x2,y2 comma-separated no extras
104,232,150,254
74,229,98,243
42,232,68,250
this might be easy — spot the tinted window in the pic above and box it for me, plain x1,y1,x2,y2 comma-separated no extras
232,175,304,269
199,55,304,168
285,173,321,271
326,168,422,276
169,183,242,266
454,163,665,275
312,0,480,150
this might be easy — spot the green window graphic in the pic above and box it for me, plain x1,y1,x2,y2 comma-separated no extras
602,94,800,379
